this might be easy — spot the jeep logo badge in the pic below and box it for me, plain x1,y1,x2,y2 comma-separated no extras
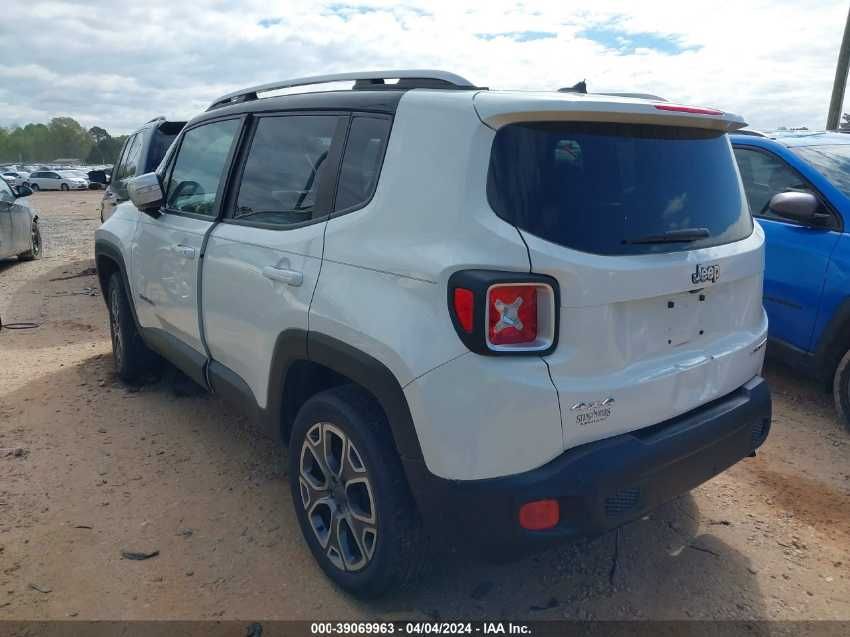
692,264,720,285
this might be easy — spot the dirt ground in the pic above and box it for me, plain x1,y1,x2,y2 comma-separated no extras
0,190,847,621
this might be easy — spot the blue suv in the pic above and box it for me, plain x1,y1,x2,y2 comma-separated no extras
731,131,850,430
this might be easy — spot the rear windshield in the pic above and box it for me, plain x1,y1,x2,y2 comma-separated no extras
487,122,752,255
145,122,185,173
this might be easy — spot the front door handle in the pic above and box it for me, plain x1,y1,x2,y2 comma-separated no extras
174,244,196,259
262,265,303,287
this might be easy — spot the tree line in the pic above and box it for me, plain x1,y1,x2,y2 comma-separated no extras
0,117,127,165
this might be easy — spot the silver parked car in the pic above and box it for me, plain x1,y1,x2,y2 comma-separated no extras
28,170,88,191
0,182,41,261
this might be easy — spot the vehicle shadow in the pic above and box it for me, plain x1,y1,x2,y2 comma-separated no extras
369,494,768,621
0,256,21,274
0,354,767,621
1,258,102,349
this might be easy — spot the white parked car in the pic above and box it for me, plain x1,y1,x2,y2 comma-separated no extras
2,171,30,188
95,70,772,597
28,170,89,191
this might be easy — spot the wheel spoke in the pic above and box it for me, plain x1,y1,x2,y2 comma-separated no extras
322,424,347,479
326,507,346,570
345,476,376,525
308,496,335,550
342,439,367,481
300,424,330,491
344,511,377,565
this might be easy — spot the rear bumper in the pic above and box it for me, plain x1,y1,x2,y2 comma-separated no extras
403,375,770,554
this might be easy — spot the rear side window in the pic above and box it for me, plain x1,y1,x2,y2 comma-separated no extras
487,122,751,255
334,117,391,212
233,115,340,226
113,133,141,195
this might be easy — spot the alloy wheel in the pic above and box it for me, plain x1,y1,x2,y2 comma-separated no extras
299,422,377,572
109,284,123,367
30,223,41,257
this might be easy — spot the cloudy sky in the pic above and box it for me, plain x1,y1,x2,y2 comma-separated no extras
0,0,846,134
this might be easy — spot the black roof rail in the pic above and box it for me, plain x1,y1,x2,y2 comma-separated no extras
207,70,478,111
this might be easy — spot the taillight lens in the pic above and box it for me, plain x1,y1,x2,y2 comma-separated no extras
447,271,559,356
487,285,538,345
453,288,475,333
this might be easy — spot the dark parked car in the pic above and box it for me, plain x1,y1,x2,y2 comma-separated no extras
87,169,110,189
100,117,185,222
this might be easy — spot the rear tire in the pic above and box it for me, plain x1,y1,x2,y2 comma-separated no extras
289,385,426,598
29,183,39,192
17,219,42,261
832,348,850,434
60,183,69,191
107,272,159,382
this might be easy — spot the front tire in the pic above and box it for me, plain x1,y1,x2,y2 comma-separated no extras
18,220,42,261
60,183,69,191
107,272,159,382
29,183,39,192
289,385,425,598
833,349,850,433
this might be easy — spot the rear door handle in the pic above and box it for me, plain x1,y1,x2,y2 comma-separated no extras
262,265,303,287
174,244,195,259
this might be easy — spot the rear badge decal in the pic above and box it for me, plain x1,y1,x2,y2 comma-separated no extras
571,398,615,426
692,263,720,285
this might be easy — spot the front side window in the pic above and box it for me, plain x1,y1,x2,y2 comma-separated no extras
733,147,809,219
233,115,339,226
165,119,241,216
334,116,391,212
488,122,752,256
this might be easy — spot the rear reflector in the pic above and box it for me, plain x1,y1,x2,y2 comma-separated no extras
519,499,560,530
654,104,723,116
487,285,539,345
452,288,475,333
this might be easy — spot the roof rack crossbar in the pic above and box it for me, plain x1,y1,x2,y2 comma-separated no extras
208,69,476,110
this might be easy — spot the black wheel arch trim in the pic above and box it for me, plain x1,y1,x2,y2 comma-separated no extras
813,295,850,379
208,329,423,464
305,331,423,462
94,239,140,328
769,295,850,383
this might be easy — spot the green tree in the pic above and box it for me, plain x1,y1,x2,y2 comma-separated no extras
0,117,123,164
47,117,93,160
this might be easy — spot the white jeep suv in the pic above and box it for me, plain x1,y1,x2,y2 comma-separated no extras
95,70,771,597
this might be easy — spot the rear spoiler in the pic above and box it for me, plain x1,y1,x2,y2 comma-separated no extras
473,92,746,132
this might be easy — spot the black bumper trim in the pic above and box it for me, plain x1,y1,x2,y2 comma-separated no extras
403,376,771,553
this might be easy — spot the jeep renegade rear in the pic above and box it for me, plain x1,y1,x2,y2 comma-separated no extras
95,70,771,598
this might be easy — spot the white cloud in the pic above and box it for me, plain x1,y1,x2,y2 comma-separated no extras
0,0,845,133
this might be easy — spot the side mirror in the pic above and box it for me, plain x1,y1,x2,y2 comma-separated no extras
128,172,164,216
768,191,825,225
15,185,32,198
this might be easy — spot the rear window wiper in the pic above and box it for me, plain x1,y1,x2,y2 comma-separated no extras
623,227,711,245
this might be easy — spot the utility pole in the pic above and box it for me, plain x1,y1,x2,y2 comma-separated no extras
827,4,850,130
